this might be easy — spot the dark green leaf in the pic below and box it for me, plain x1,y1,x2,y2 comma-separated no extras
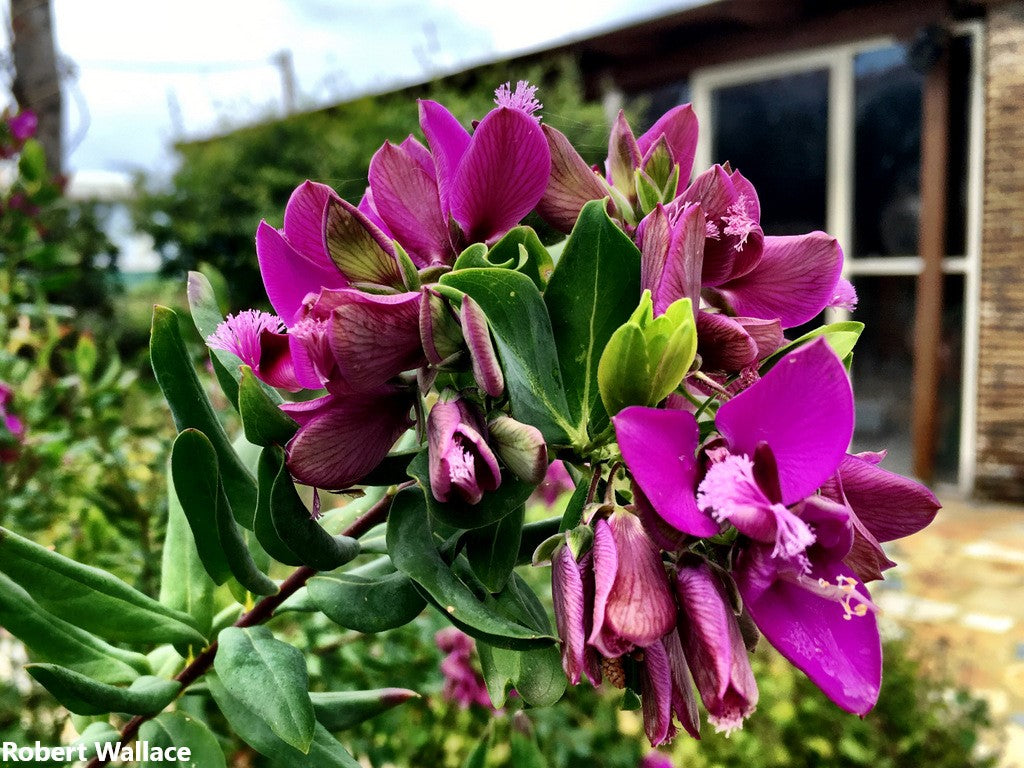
464,506,524,593
209,674,359,766
151,305,258,527
139,711,227,768
386,489,553,649
307,557,425,633
171,429,276,595
71,722,122,761
160,461,216,635
462,730,492,768
238,366,298,446
440,269,575,445
479,643,566,709
26,664,180,717
310,688,419,731
511,725,550,768
518,517,563,566
559,470,590,532
0,572,149,684
0,527,205,648
544,199,642,440
354,449,419,486
215,626,315,753
407,449,534,530
268,445,360,570
254,448,304,566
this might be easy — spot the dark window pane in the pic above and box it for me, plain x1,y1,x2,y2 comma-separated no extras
711,69,828,234
849,275,963,483
854,36,973,258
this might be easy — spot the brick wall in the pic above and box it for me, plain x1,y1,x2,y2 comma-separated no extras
977,1,1024,499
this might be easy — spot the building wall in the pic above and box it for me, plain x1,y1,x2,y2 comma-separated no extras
977,1,1024,499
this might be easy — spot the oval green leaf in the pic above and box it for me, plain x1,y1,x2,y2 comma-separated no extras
26,664,180,717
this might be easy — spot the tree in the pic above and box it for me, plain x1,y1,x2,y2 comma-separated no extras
10,0,63,176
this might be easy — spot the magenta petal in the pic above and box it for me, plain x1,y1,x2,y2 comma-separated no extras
283,181,338,266
450,107,551,244
716,233,844,328
844,511,898,583
740,556,881,715
837,453,940,542
328,290,425,392
285,334,325,391
716,338,852,505
357,188,393,241
637,104,699,181
589,518,622,655
735,317,784,360
256,220,348,323
640,640,676,747
419,99,471,215
639,202,704,313
606,110,641,190
537,124,608,233
552,545,589,685
427,397,500,505
664,629,701,740
614,407,719,537
696,311,758,371
368,141,453,265
286,389,413,490
590,511,676,656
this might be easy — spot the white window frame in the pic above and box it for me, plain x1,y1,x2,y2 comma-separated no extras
689,21,984,494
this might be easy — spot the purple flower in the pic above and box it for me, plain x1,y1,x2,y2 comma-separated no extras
538,105,699,233
589,510,676,658
1,381,25,463
530,460,575,508
427,396,501,505
733,494,881,715
368,83,551,265
206,309,300,391
7,110,37,141
435,627,493,710
674,560,758,733
551,540,601,686
280,384,414,491
640,752,674,768
821,451,940,582
639,631,702,746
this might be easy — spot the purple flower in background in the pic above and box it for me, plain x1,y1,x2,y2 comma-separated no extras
427,395,501,505
435,627,493,710
1,382,25,463
640,752,674,768
530,460,575,507
368,82,551,265
7,110,37,141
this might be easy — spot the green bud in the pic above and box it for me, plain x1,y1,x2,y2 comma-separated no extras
597,291,697,416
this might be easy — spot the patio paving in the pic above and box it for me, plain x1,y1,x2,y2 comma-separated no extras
877,493,1024,767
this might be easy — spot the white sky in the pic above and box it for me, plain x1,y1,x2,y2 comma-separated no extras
3,0,708,177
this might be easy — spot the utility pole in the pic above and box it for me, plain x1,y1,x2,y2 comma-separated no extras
270,49,297,115
10,0,63,175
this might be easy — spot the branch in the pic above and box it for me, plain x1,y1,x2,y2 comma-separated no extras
84,489,395,768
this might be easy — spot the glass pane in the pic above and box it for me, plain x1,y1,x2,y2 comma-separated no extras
853,36,973,258
711,69,828,234
853,45,923,258
849,275,963,483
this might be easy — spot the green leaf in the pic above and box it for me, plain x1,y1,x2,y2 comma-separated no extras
386,489,553,649
310,688,419,731
267,445,360,570
139,711,227,768
0,572,149,684
462,730,492,768
160,471,216,635
478,643,566,709
239,366,298,446
760,321,865,372
171,429,276,595
464,506,524,593
544,199,642,440
151,305,258,527
0,527,205,648
484,227,555,289
354,448,419,486
253,448,304,566
215,626,315,753
510,724,550,768
407,449,533,530
440,269,574,445
559,470,590,532
307,557,425,633
18,138,46,183
75,335,98,378
26,664,180,716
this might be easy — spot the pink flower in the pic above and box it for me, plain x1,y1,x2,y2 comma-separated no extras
435,628,493,710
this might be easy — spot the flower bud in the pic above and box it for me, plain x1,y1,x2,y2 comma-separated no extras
598,290,697,416
460,295,504,397
427,395,501,505
487,414,546,484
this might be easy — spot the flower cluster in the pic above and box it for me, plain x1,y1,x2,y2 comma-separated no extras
211,81,939,747
1,108,37,159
